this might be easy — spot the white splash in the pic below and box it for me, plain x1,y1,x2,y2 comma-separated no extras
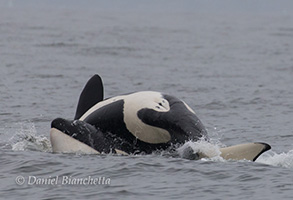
9,122,52,152
256,150,293,169
177,140,224,161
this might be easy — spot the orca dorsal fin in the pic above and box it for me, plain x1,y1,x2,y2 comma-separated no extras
74,74,104,119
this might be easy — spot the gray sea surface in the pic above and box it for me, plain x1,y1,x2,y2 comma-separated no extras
1,0,293,199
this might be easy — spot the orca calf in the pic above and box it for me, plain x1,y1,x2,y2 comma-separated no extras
50,74,271,161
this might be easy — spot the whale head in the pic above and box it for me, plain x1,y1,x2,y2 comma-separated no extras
79,90,208,145
137,94,208,144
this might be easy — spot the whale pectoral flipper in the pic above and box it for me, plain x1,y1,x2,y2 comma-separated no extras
219,142,271,161
74,74,104,119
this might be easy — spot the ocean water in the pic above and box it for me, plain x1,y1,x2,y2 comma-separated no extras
1,1,293,199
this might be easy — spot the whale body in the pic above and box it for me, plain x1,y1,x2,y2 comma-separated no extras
50,74,271,161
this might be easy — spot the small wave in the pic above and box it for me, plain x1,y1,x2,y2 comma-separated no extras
256,150,293,169
8,122,52,152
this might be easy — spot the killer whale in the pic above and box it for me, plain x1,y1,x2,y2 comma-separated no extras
50,74,271,161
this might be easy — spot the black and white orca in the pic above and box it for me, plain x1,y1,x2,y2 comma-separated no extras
50,74,271,161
